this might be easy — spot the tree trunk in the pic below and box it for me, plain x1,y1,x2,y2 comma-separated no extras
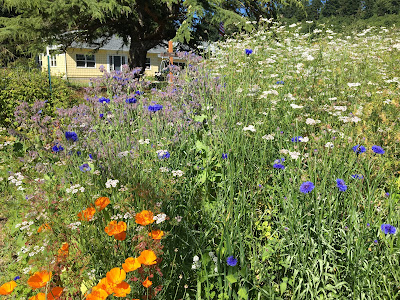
128,41,149,74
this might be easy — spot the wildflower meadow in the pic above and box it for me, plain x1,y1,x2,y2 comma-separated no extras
0,21,399,299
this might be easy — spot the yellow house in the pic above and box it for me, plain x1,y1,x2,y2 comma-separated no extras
39,36,187,83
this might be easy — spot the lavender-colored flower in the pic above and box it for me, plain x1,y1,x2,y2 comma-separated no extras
79,163,91,172
65,131,78,142
385,192,389,197
245,49,253,55
300,181,314,194
222,153,228,159
381,224,396,235
336,179,347,192
291,136,303,142
148,104,163,112
98,97,110,104
372,145,385,154
226,256,238,266
352,145,366,154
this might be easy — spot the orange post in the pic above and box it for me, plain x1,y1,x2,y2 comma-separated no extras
168,40,173,83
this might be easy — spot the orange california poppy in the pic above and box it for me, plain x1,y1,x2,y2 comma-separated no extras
0,280,17,295
86,287,108,300
122,257,141,273
135,210,154,226
77,206,96,221
37,223,52,233
105,221,127,236
29,293,46,300
106,268,126,285
27,270,52,289
96,278,114,295
138,250,157,266
142,277,152,288
114,231,126,241
148,229,164,240
95,197,110,211
47,287,63,300
112,281,131,297
57,242,69,257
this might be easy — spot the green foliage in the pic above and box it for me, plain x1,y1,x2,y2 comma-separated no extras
0,59,80,126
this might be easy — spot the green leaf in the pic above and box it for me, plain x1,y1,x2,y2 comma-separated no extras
238,288,248,300
194,114,207,122
226,274,238,284
280,281,287,295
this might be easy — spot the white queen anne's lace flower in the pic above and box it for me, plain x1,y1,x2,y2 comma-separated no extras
243,125,256,132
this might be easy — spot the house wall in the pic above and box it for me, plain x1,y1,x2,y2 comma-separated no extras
41,48,186,83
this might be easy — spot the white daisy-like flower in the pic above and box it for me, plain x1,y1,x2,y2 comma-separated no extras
243,125,256,132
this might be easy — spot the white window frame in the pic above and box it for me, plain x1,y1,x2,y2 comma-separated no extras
76,54,96,68
108,54,127,72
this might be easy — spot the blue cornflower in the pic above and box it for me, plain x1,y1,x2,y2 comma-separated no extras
157,150,170,159
226,256,238,267
76,151,81,156
299,181,315,194
89,154,93,160
99,113,104,118
65,131,78,142
222,153,228,159
373,239,378,244
79,163,91,172
352,145,366,154
372,145,385,154
381,224,396,235
125,97,137,104
245,49,253,55
13,276,20,281
351,174,363,179
135,90,143,95
98,97,110,104
148,104,163,112
336,179,347,192
367,223,370,227
385,192,390,197
273,163,285,169
291,136,303,142
276,81,284,85
52,145,64,152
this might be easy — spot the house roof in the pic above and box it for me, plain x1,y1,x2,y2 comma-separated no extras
70,36,169,53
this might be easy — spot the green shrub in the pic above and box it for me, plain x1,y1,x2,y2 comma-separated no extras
0,58,81,127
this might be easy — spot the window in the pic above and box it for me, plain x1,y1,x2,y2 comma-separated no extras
76,54,96,68
36,54,43,67
109,55,126,71
49,53,57,67
146,58,151,69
